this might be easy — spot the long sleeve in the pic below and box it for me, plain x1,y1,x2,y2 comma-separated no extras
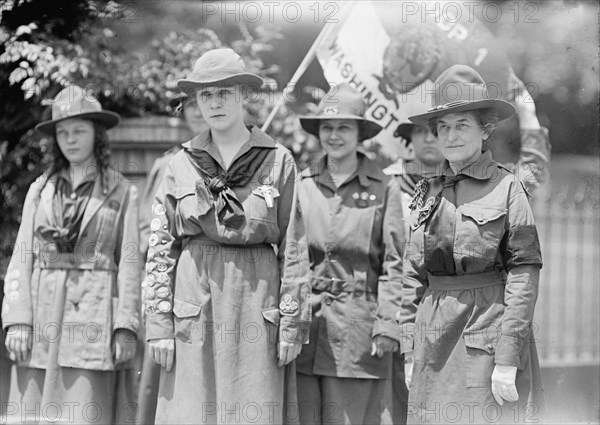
143,162,183,340
398,223,429,354
1,181,39,329
373,178,405,341
113,184,141,336
496,180,543,366
276,154,311,344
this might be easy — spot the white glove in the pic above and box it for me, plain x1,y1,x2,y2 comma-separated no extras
491,364,519,405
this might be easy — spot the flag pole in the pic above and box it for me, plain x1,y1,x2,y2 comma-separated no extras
261,15,343,133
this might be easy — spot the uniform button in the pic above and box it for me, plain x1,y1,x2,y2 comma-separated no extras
324,297,333,306
70,193,77,200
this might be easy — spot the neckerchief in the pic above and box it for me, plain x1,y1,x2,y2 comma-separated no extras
184,145,272,229
36,172,95,252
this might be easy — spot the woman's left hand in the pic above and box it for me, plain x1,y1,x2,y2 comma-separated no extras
113,329,137,365
277,341,302,367
491,364,519,405
371,335,399,358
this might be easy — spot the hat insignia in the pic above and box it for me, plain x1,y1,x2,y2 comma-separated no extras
324,107,338,115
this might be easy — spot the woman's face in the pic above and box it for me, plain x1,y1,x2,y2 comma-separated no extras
55,118,96,165
410,125,444,166
183,99,209,135
196,84,244,132
436,112,488,164
318,119,360,162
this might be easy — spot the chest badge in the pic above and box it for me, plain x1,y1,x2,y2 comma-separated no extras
254,185,280,208
352,191,375,208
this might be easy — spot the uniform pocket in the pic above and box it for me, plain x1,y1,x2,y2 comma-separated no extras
249,191,277,223
463,332,497,388
456,204,507,262
261,307,280,349
173,297,202,344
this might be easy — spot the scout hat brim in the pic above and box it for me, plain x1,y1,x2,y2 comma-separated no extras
408,98,516,127
35,111,120,136
300,115,383,141
178,73,264,92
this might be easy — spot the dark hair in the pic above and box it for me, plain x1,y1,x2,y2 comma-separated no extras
428,108,499,138
36,121,111,198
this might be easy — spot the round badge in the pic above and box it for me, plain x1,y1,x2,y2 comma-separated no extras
150,218,161,232
145,262,156,273
143,288,155,301
148,234,159,247
145,302,156,315
153,204,166,216
360,192,369,200
147,249,155,259
10,280,20,291
156,272,169,284
369,194,376,201
352,192,359,200
157,263,168,272
141,279,148,288
146,274,156,287
156,287,170,299
157,300,171,313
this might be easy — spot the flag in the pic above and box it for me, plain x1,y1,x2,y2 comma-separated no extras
314,1,519,147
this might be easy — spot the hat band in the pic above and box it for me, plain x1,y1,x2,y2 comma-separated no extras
427,100,472,112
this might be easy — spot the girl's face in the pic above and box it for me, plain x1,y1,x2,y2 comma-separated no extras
318,119,360,162
196,84,244,132
55,118,96,165
410,125,444,166
436,112,488,164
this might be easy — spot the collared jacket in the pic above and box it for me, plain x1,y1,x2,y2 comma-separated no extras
296,152,405,379
143,126,311,345
399,150,543,419
2,168,141,371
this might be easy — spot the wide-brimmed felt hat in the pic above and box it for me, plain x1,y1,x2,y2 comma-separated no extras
35,86,120,135
177,48,264,92
408,65,516,126
394,123,416,142
300,83,383,140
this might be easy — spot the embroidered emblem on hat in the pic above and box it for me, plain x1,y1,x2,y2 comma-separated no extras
156,287,170,299
323,107,338,115
150,219,161,232
149,234,159,247
156,272,169,284
157,300,172,313
157,263,168,272
153,204,166,216
279,294,299,316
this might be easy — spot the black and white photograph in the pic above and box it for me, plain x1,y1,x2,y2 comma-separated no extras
0,1,598,424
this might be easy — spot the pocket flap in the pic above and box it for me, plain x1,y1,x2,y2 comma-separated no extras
173,297,201,318
174,186,196,199
459,204,507,225
261,307,280,326
463,331,498,355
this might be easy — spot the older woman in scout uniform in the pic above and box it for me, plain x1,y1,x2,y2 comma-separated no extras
296,83,404,425
399,65,544,424
2,85,140,424
143,48,310,424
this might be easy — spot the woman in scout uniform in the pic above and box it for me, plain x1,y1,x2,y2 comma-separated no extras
399,65,544,424
143,48,310,424
296,83,405,425
2,85,140,424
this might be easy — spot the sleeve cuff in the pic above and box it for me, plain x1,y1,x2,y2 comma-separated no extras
494,334,522,367
280,317,310,344
373,319,401,342
145,313,174,341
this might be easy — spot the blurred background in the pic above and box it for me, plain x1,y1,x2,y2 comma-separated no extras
1,0,598,423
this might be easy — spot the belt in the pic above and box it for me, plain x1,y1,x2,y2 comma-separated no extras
427,271,503,291
36,252,113,270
